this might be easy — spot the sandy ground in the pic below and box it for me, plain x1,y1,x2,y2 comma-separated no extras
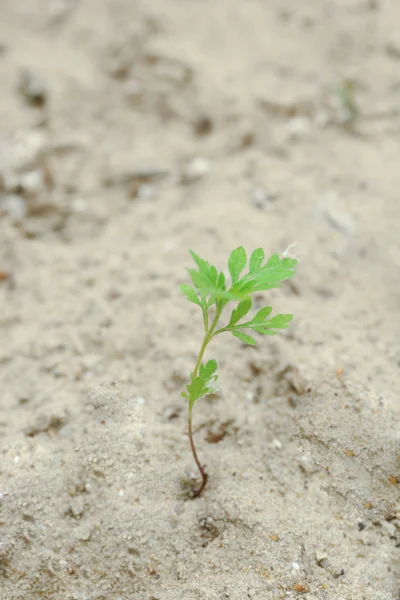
0,1,399,599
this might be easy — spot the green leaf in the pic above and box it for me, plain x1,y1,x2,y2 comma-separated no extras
249,248,265,272
228,247,247,284
187,376,205,401
228,297,252,326
193,287,248,303
251,306,273,323
203,386,217,396
180,284,202,306
187,268,208,290
217,271,225,290
265,314,293,329
233,254,297,294
199,359,218,382
249,324,277,335
232,330,257,345
189,250,209,272
235,312,293,335
189,251,218,287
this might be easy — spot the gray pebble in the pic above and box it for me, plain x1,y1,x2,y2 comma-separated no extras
18,68,47,107
1,194,26,222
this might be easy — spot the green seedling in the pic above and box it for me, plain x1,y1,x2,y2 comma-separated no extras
180,246,297,496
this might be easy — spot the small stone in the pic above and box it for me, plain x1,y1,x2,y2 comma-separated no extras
20,170,44,196
315,549,328,565
67,497,85,519
0,130,47,173
136,184,154,200
329,566,345,579
162,405,182,421
1,194,26,222
193,114,213,136
77,524,93,542
271,439,283,450
18,69,47,107
293,583,309,593
251,187,269,209
181,157,211,184
286,116,312,140
299,454,319,475
381,520,396,536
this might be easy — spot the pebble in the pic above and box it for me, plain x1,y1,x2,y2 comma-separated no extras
193,114,213,136
381,520,396,536
315,549,328,565
286,116,312,140
299,454,319,475
181,157,211,184
271,439,283,450
0,130,47,173
18,68,48,107
20,170,45,196
1,194,27,222
251,187,269,209
136,184,154,200
77,524,93,542
68,497,85,519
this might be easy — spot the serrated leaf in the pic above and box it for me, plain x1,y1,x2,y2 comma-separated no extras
228,297,252,326
266,314,293,329
217,271,225,290
234,255,297,294
232,330,257,345
228,247,247,284
188,376,205,400
265,254,279,267
196,287,248,302
210,265,218,284
249,323,278,334
250,248,265,272
251,306,273,323
180,284,202,306
205,358,217,374
281,257,297,270
189,250,208,270
199,359,218,382
187,268,208,290
189,251,219,288
239,313,293,334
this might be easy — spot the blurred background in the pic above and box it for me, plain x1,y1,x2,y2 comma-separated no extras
0,1,399,597
1,0,399,407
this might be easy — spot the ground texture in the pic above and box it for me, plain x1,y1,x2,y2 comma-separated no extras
0,1,399,599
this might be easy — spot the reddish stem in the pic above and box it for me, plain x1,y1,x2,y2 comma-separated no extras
188,416,208,496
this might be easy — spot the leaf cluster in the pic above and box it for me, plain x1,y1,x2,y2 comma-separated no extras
181,359,218,410
180,246,297,407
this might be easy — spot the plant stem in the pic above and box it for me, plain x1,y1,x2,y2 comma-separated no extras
187,306,221,496
188,410,208,497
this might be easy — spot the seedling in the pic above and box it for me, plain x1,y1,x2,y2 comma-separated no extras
180,246,297,496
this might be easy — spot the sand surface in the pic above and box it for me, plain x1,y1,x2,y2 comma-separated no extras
0,1,399,598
